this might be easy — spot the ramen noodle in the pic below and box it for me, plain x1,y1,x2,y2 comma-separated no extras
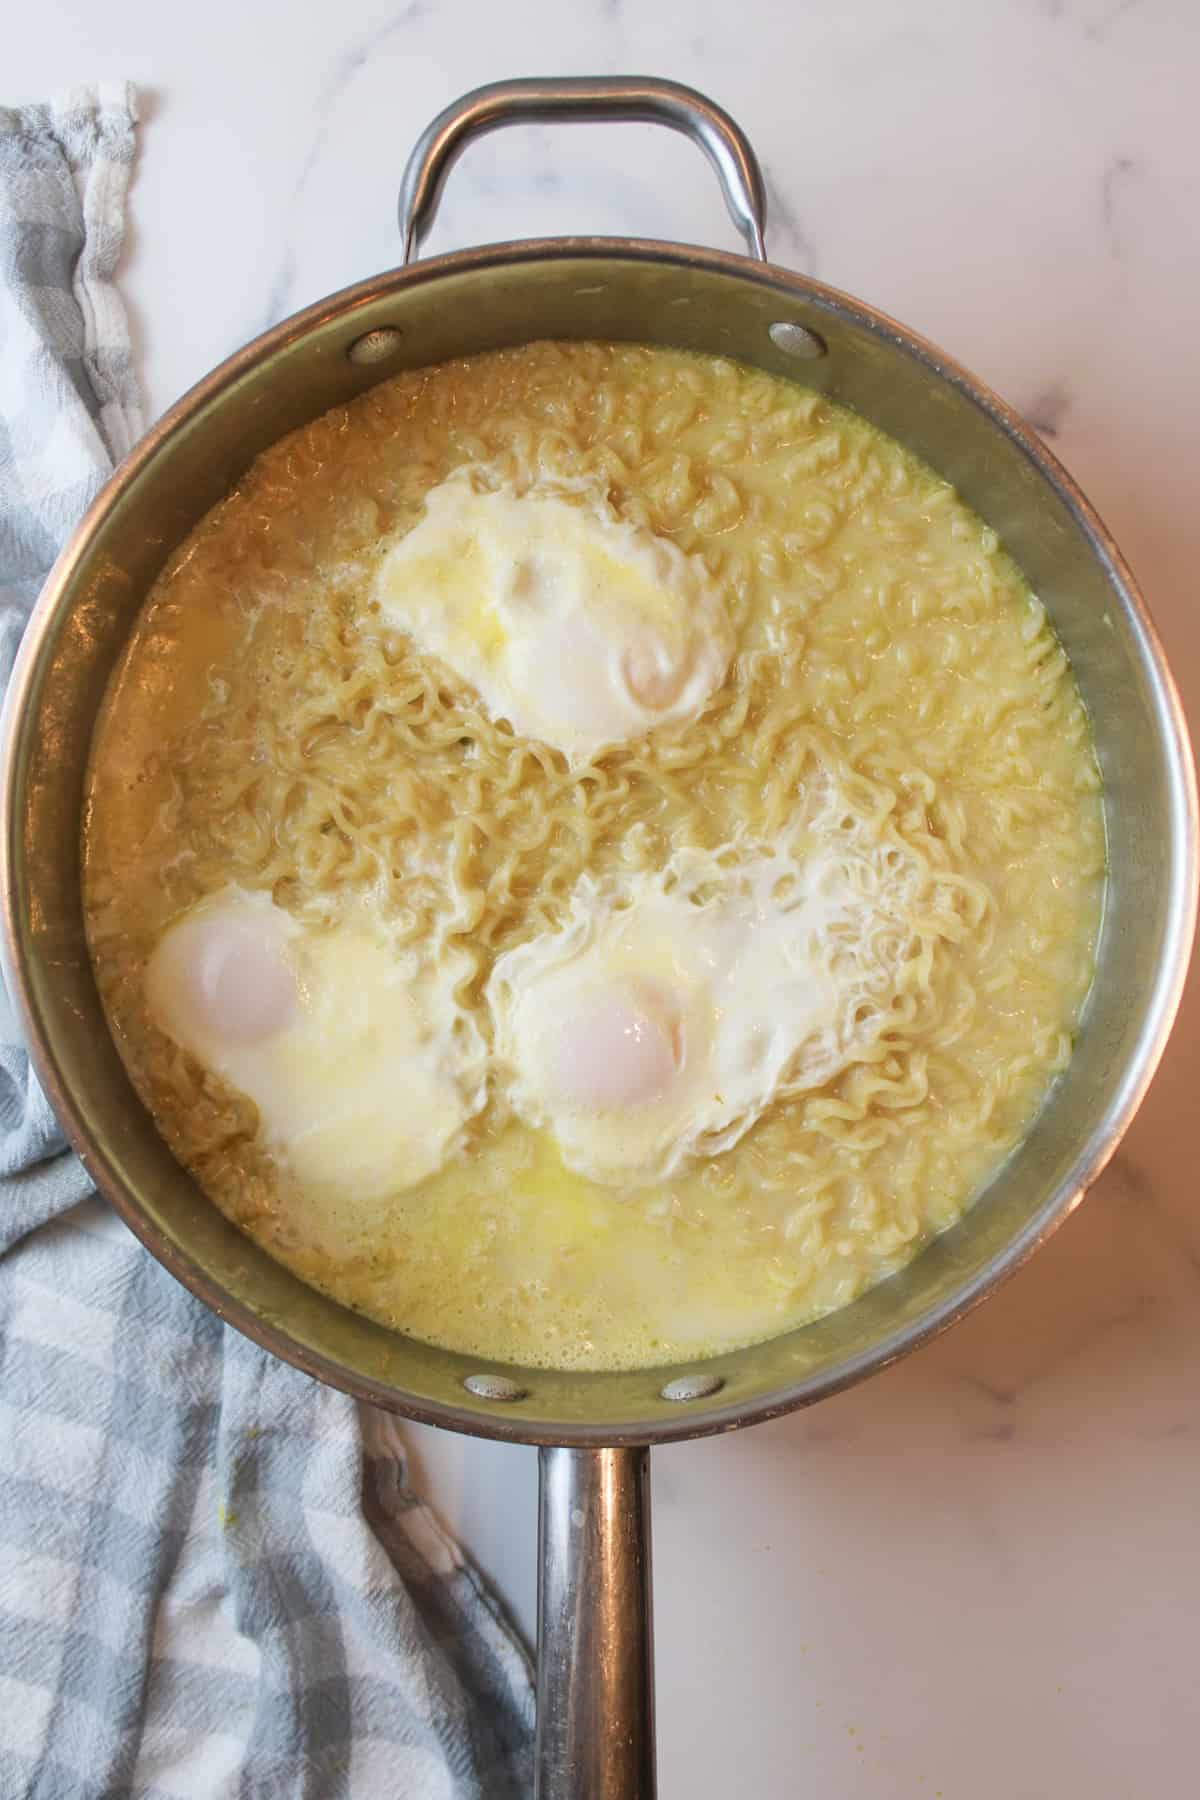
83,343,1104,1371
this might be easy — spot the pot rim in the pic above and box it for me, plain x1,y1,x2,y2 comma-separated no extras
4,235,1196,1447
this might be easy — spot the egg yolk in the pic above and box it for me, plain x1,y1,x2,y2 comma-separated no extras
619,635,693,712
546,980,683,1113
153,914,296,1047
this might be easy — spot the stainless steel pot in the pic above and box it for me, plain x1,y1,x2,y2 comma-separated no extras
2,78,1195,1800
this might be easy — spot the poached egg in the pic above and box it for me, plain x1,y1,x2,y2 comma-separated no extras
486,833,921,1186
371,472,735,760
145,887,487,1201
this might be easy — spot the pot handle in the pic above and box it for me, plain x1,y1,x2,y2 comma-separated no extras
398,76,768,264
536,1445,655,1800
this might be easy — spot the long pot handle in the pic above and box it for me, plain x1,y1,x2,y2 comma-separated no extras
398,75,768,264
536,1445,655,1800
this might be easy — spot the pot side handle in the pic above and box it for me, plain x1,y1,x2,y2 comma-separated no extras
398,76,768,264
536,1445,655,1800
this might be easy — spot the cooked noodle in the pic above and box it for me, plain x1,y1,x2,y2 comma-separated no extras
83,342,1104,1369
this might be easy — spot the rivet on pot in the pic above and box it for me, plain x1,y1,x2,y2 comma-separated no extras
463,1372,528,1402
660,1372,725,1403
347,327,405,366
769,321,827,360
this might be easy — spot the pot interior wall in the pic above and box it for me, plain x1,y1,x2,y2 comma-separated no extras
6,246,1190,1443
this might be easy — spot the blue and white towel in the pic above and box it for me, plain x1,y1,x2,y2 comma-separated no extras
0,85,533,1800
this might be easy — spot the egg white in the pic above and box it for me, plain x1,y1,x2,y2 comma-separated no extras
370,471,735,760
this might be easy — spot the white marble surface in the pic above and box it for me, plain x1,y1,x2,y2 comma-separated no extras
11,2,1200,1793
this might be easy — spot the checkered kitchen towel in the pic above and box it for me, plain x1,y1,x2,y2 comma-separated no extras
0,85,533,1799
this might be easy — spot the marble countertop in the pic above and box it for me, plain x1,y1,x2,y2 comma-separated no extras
11,2,1200,1793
